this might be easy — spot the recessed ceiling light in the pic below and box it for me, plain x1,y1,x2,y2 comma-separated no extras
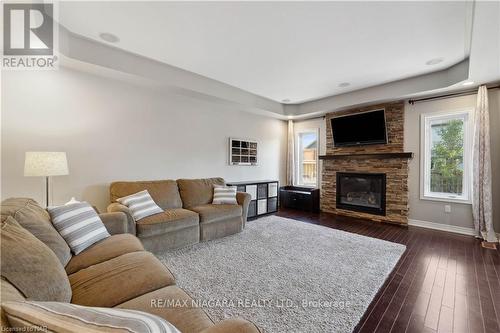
462,81,475,86
338,82,350,88
282,99,291,103
99,32,120,43
425,58,444,66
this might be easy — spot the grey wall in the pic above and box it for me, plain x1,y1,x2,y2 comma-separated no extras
404,90,500,230
1,68,287,212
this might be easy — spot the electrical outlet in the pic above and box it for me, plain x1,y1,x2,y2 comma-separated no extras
444,205,451,213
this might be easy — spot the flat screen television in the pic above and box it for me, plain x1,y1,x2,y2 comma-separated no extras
331,109,387,147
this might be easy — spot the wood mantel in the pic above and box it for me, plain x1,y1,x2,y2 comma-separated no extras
319,152,413,160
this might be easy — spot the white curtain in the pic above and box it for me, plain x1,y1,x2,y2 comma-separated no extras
473,85,497,242
286,120,295,186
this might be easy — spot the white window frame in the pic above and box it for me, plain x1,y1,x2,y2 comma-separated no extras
420,109,473,204
295,128,320,188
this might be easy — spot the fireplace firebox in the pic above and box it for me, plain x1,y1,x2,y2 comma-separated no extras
336,172,386,215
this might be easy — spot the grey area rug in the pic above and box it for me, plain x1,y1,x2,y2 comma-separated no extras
157,216,406,333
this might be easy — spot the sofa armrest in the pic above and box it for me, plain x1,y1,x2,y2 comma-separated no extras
236,192,251,228
200,318,261,333
98,212,129,235
107,203,136,235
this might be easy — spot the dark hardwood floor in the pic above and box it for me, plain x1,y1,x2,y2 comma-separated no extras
275,208,500,333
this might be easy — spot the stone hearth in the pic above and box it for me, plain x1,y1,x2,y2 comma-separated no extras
320,101,412,225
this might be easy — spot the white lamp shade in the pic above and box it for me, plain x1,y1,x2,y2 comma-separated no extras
24,152,69,177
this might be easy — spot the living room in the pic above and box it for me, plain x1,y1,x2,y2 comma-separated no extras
1,1,499,333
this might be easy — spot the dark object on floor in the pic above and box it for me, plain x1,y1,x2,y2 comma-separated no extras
279,186,320,212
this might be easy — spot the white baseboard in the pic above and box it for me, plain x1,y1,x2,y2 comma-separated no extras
408,219,476,236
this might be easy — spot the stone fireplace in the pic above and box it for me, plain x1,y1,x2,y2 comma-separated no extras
336,172,386,216
320,101,413,225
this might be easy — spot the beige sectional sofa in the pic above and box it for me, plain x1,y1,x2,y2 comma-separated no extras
108,177,251,252
0,198,260,333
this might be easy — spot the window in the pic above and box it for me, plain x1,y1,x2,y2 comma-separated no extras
420,110,472,203
296,130,319,187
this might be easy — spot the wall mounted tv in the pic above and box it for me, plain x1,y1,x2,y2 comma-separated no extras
331,109,387,147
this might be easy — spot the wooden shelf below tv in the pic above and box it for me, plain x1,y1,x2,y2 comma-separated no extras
319,152,413,160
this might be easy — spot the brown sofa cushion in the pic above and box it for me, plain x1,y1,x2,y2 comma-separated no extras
69,251,175,307
65,234,144,275
99,212,130,235
116,285,214,333
1,278,26,329
190,204,242,224
110,180,182,210
137,208,199,237
1,216,72,302
177,178,225,208
0,278,25,303
199,319,262,333
0,198,71,266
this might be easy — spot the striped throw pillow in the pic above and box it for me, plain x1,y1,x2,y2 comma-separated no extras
116,190,163,221
2,301,181,333
47,202,110,255
212,186,238,205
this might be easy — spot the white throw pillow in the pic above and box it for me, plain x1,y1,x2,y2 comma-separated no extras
47,202,110,255
212,186,238,205
116,190,163,221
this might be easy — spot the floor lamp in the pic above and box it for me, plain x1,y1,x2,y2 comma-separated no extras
24,152,69,207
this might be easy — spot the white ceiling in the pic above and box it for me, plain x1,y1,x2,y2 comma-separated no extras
59,1,473,104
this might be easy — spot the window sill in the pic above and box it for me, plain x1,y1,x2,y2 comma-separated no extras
420,195,472,205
